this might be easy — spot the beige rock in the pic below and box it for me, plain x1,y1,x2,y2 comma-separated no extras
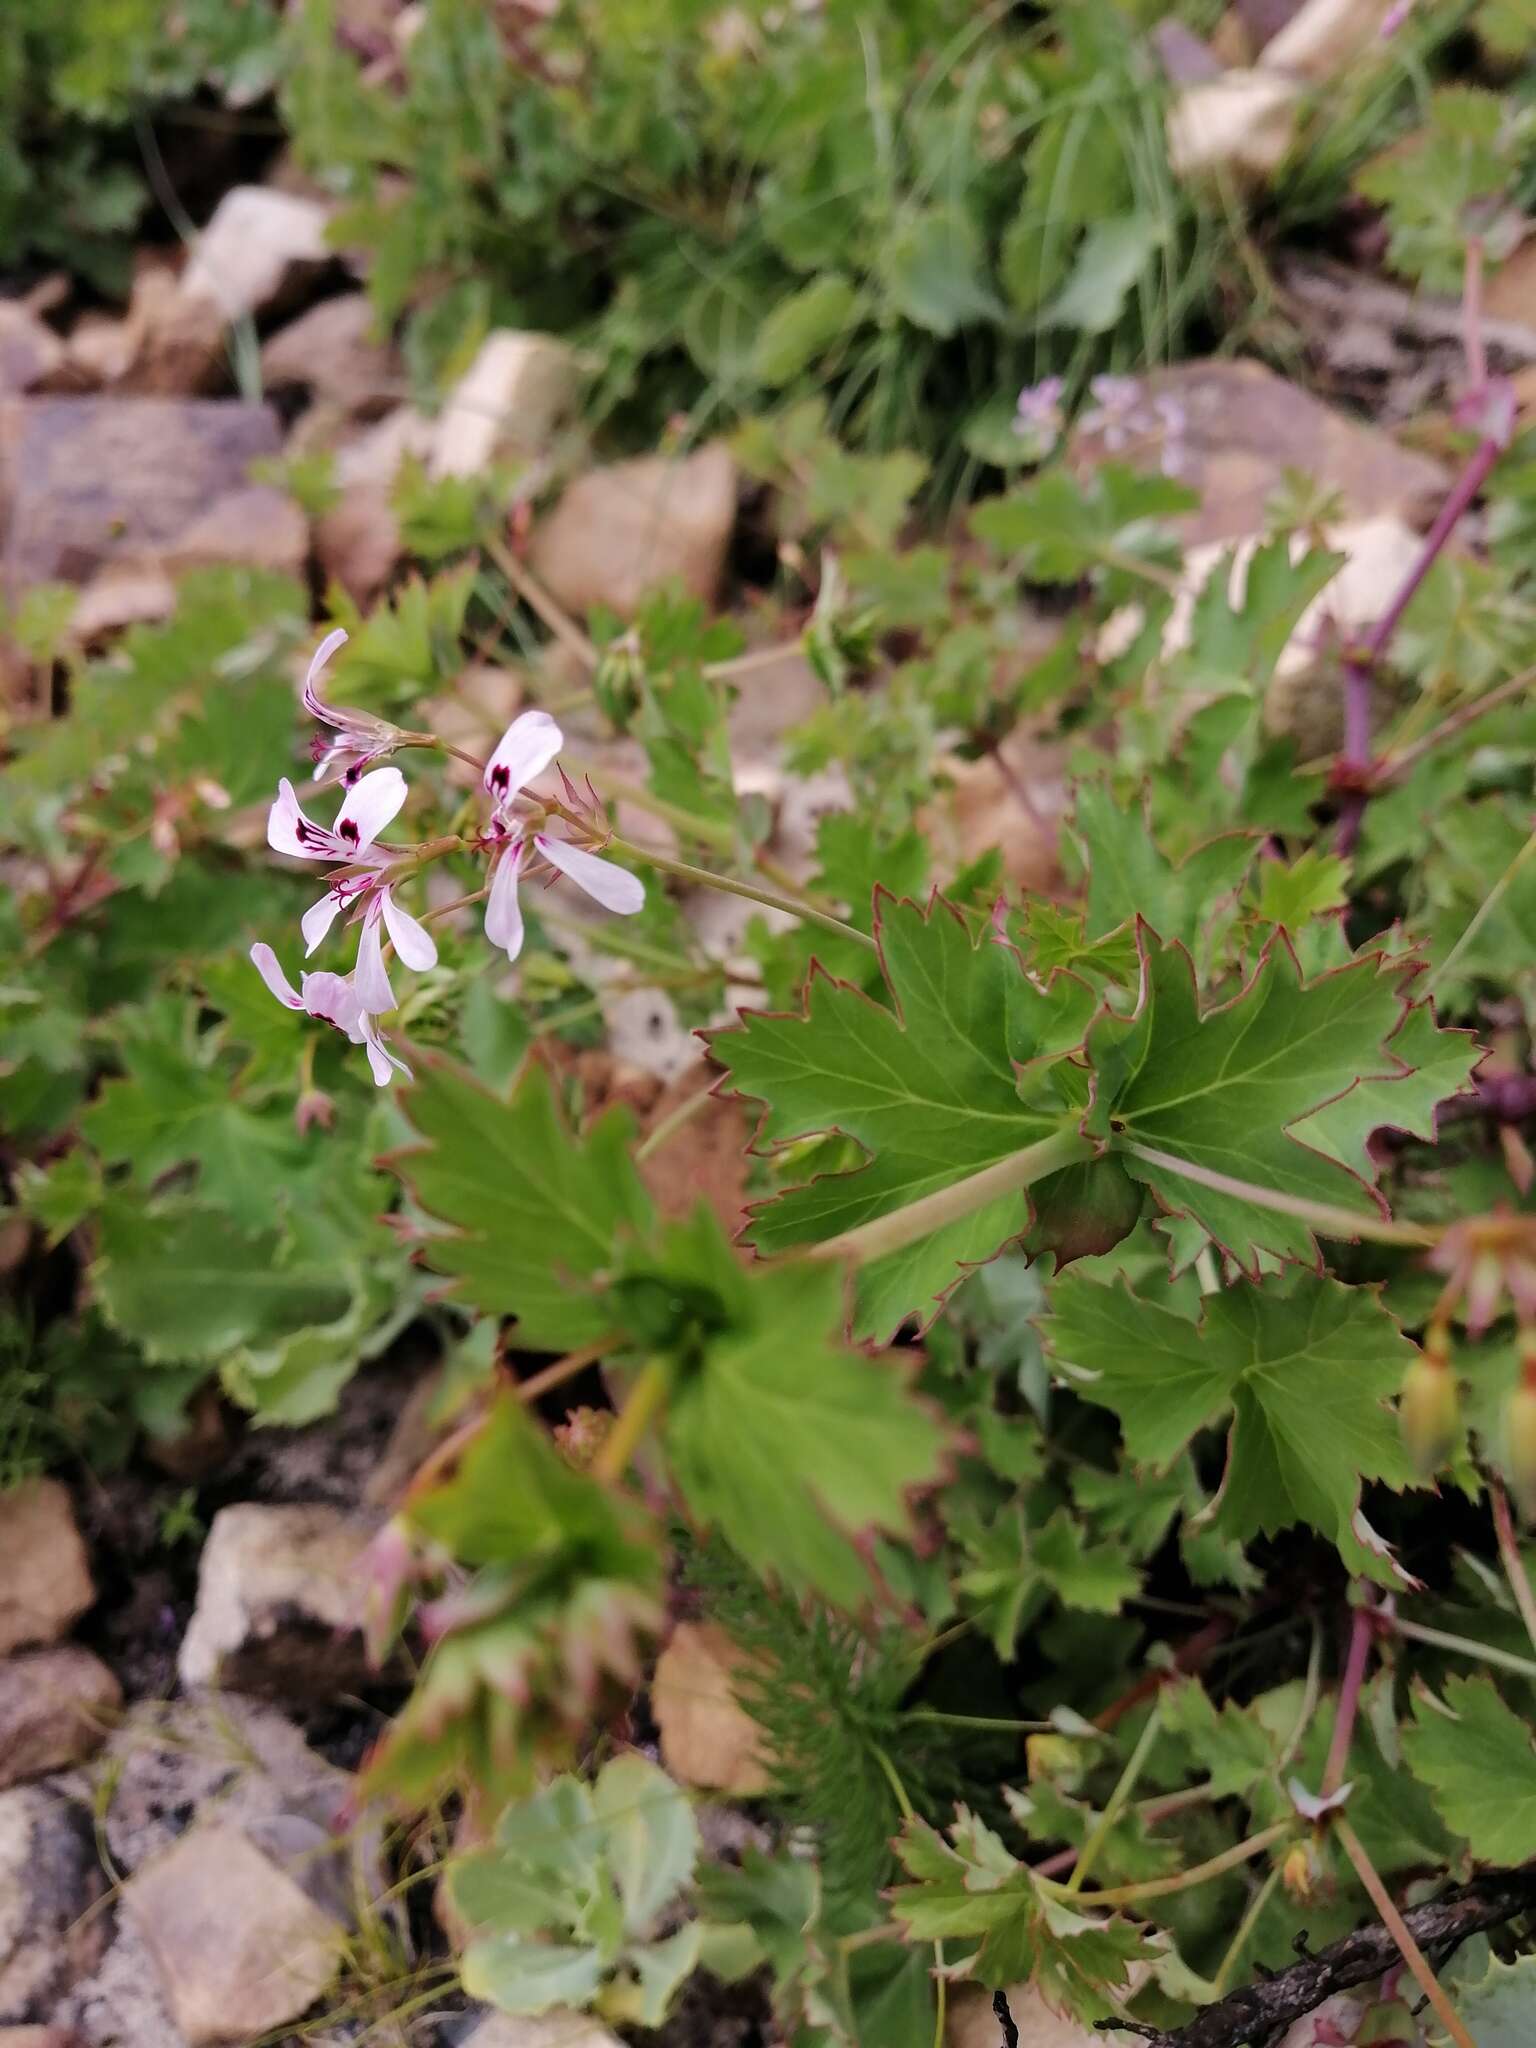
1259,0,1395,79
432,330,577,478
1067,359,1447,546
67,263,227,397
70,566,177,642
0,305,64,396
124,1823,340,2046
0,1786,108,2023
332,401,434,489
461,2012,626,2048
54,1917,183,2048
260,292,398,415
177,1502,377,1699
0,1480,93,1655
948,1982,1102,2048
918,741,1066,898
179,187,333,327
314,486,402,604
0,397,286,591
0,1646,120,1788
0,2028,74,2046
652,1622,772,1795
1167,69,1301,183
1485,238,1536,326
529,443,738,619
158,485,309,579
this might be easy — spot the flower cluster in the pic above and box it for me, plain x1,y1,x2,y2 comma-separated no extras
1080,373,1191,479
251,632,645,1087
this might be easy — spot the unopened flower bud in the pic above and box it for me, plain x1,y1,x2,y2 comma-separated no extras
1399,1343,1460,1475
1281,1839,1318,1901
1026,1733,1085,1790
294,1088,335,1136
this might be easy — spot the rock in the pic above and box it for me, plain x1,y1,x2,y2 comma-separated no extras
141,1386,233,1484
156,485,309,580
66,263,226,397
0,398,289,592
1067,360,1448,545
178,187,333,329
652,1621,771,1795
0,1480,93,1654
57,1918,185,2048
0,2028,76,2047
177,1502,377,1699
0,1786,109,2022
1167,69,1301,183
1258,0,1395,80
0,305,64,396
101,1696,354,1892
332,402,434,489
1486,238,1536,327
363,1371,450,1507
529,443,738,619
70,566,177,643
918,740,1065,897
314,486,402,604
432,330,577,477
460,2013,626,2048
948,1981,1102,2048
260,292,398,416
0,1647,120,1787
123,1823,340,2046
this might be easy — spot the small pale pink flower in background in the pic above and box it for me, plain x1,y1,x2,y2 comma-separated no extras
1379,0,1413,35
301,628,406,784
479,710,645,965
1013,375,1065,455
250,943,409,1087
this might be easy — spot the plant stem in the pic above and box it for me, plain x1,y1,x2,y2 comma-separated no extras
1210,1865,1281,2000
1321,1600,1373,1798
1067,1707,1161,1895
1490,1476,1536,1660
905,1709,1051,1734
607,832,877,953
1425,822,1536,998
635,1082,718,1163
1334,1819,1477,2048
484,535,599,670
705,640,804,683
1374,661,1536,784
1116,1141,1438,1248
515,1335,619,1405
805,1127,1095,1269
562,761,738,853
1390,1613,1536,1682
418,885,490,926
1044,1821,1289,1909
592,1355,676,1483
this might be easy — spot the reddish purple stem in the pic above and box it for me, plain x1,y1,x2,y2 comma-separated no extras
1322,1601,1374,1797
1335,432,1505,856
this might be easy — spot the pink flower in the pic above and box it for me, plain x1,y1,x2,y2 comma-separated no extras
268,765,439,1011
1014,376,1065,453
301,628,404,784
479,711,645,963
249,943,409,1087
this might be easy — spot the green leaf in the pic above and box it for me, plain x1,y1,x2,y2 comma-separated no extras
592,1756,698,1937
710,893,1094,1338
1032,1509,1140,1614
91,1202,351,1364
1041,214,1163,335
1044,1272,1419,1581
1175,538,1345,696
386,1054,651,1350
1252,849,1349,931
460,1939,607,2015
971,466,1193,588
1450,1954,1536,2046
1157,1679,1275,1798
1290,1001,1480,1182
889,1812,1154,2020
878,207,1000,337
1073,782,1256,956
667,1258,945,1607
1404,1676,1536,1862
1088,931,1413,1273
750,275,861,387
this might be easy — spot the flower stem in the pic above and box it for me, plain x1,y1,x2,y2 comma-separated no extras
1334,1819,1477,2048
592,1355,676,1483
1390,1613,1536,1682
1043,1821,1290,1909
1321,1599,1373,1799
1426,821,1536,998
904,1709,1052,1734
1210,1866,1281,2000
803,1127,1095,1269
606,832,877,953
1490,1476,1536,1660
1067,1707,1161,1895
635,1081,719,1163
484,535,599,670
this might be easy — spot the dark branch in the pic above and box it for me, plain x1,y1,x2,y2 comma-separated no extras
1091,1867,1536,2048
993,1989,1019,2048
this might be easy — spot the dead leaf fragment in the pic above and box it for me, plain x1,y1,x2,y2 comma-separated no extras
652,1621,772,1796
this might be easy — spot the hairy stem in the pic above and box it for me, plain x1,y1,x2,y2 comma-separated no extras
485,535,599,670
1390,1613,1536,1682
1115,1141,1438,1248
635,1082,718,1163
607,832,877,952
592,1355,676,1483
1068,1708,1161,1894
1333,1820,1476,2048
804,1127,1095,1268
1047,1822,1290,1909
